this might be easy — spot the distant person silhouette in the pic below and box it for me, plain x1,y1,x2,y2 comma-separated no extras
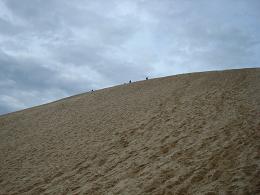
146,77,148,80
129,80,132,83
91,89,94,92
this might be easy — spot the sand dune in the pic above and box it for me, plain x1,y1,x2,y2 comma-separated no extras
0,68,259,195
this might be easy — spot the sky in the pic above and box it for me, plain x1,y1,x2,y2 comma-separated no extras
0,0,260,115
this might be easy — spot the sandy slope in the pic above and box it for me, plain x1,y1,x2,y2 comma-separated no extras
0,68,259,195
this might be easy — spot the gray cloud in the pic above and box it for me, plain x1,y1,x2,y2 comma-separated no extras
0,0,259,115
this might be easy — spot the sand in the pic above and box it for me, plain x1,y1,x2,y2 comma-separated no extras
0,68,259,195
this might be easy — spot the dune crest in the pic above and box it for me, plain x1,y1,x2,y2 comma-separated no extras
0,68,260,194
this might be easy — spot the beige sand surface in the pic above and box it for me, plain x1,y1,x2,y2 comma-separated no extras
0,68,260,195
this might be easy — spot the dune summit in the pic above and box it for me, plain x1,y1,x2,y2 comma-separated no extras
0,68,260,195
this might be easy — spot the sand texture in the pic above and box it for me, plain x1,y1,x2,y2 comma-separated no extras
0,68,260,195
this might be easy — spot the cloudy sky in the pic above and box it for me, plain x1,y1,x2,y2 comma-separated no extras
0,0,259,115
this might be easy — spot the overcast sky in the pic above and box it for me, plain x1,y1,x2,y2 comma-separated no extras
0,0,259,115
